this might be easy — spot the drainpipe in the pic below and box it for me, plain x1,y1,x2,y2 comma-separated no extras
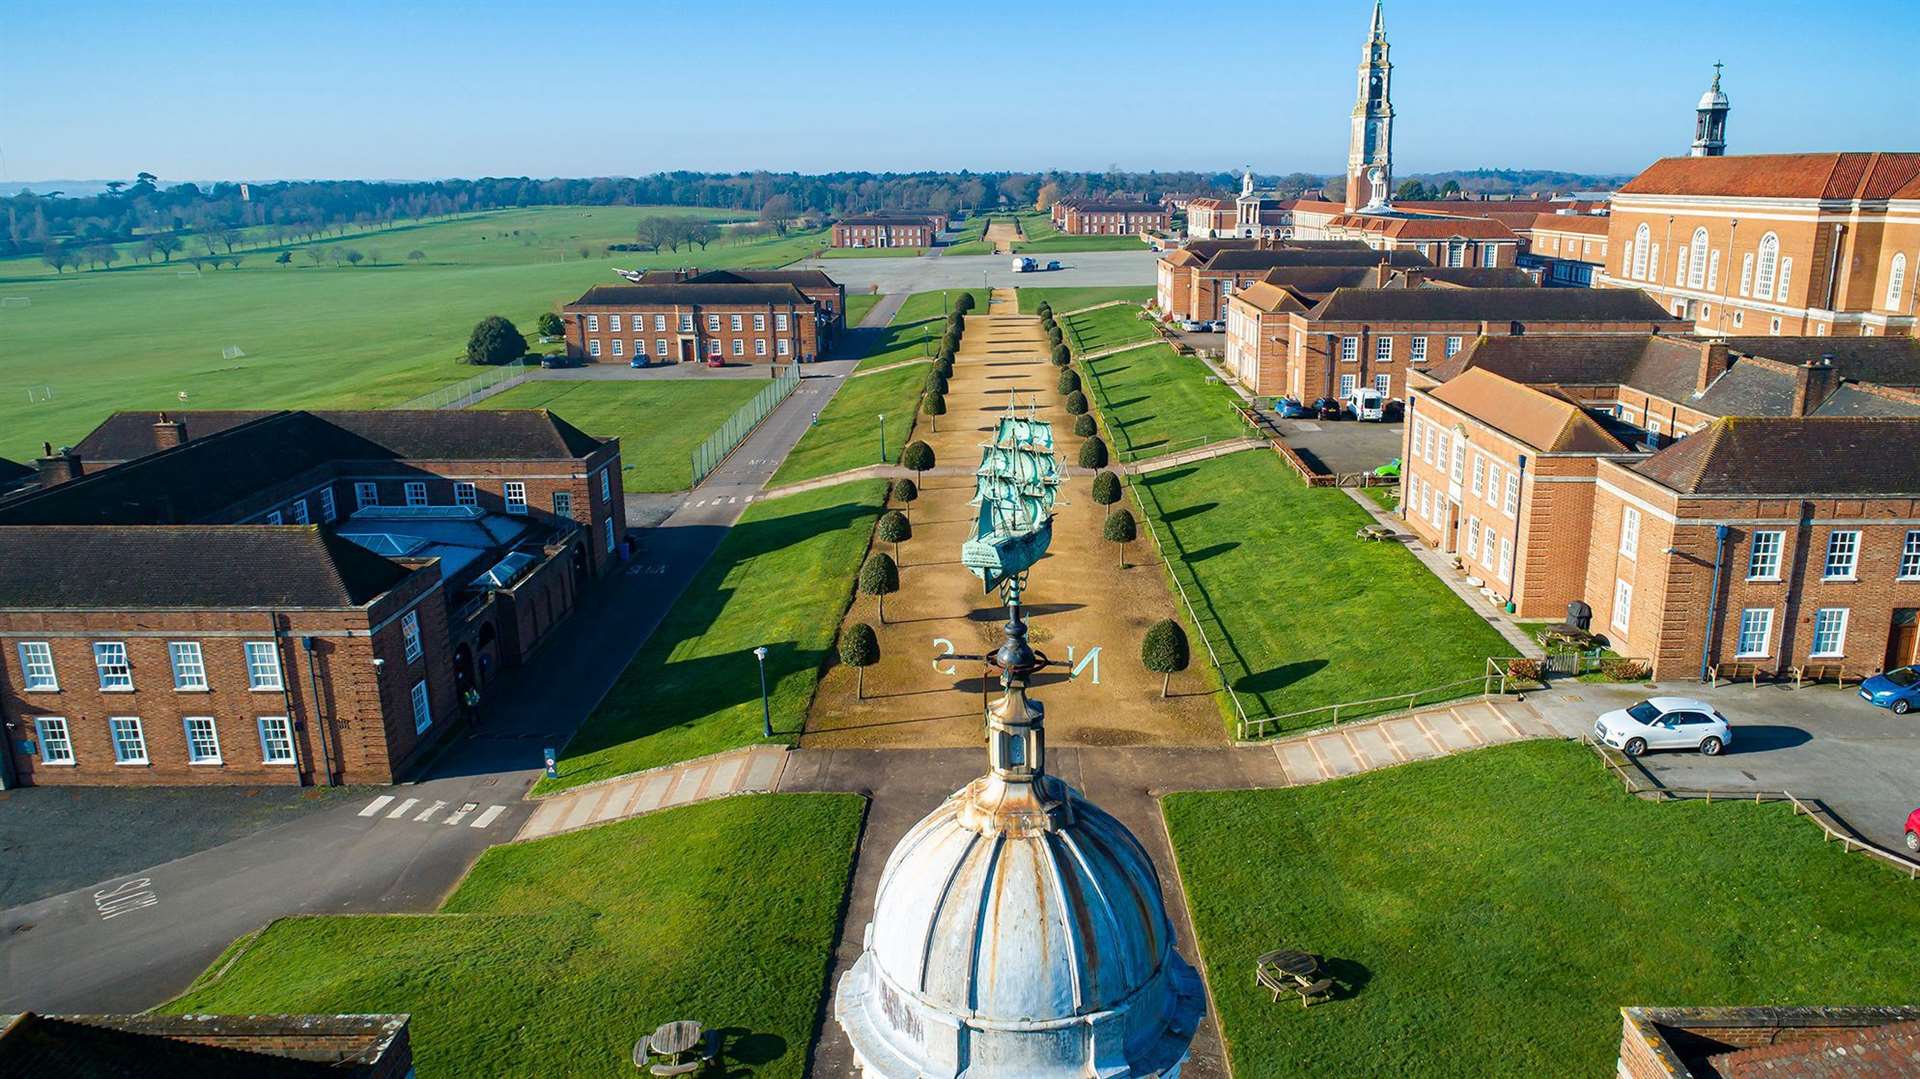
1511,454,1529,612
1698,524,1731,681
270,613,309,785
302,635,337,786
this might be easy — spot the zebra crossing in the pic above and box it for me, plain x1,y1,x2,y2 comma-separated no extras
686,493,757,508
355,794,513,830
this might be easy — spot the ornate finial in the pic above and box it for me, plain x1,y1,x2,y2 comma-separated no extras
1712,60,1724,90
1370,0,1385,38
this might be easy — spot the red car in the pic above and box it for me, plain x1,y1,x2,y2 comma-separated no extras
1908,808,1920,853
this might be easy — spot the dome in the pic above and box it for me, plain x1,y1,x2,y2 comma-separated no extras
1697,86,1729,110
835,681,1204,1078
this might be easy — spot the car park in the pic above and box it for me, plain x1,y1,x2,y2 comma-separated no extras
1593,697,1732,757
1858,666,1920,715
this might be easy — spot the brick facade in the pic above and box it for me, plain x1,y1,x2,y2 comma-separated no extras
566,295,821,365
1059,203,1168,236
832,215,938,249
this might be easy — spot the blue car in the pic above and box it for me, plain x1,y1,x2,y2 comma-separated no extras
1273,397,1313,419
1859,666,1920,714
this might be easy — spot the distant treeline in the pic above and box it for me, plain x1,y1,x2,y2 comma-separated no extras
2,167,1632,260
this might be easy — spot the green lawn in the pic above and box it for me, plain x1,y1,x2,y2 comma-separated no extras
843,292,884,327
832,289,988,374
537,480,885,790
0,206,825,463
819,245,925,258
477,379,766,492
892,289,990,326
1083,343,1249,461
1138,453,1510,733
1164,740,1920,1077
1360,484,1399,512
1019,286,1155,314
769,364,925,485
164,793,863,1078
1063,303,1159,355
939,238,995,256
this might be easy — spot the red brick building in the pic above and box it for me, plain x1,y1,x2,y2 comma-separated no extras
1522,213,1611,286
1399,334,1920,680
1058,201,1168,236
0,1012,414,1076
1619,1006,1920,1079
564,277,838,365
1155,239,1416,322
0,409,625,788
619,268,845,337
831,214,939,249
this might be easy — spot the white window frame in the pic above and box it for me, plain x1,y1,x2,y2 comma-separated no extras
1631,223,1650,279
1444,336,1463,357
110,716,148,765
18,641,57,691
654,313,667,332
1889,254,1909,311
411,679,432,735
608,314,621,333
753,313,766,331
354,481,379,510
266,510,283,526
404,481,428,507
777,338,791,357
1619,507,1641,559
291,499,310,525
1810,608,1849,658
320,487,337,522
553,490,573,517
35,717,74,764
588,339,601,358
94,641,133,691
1465,515,1480,558
245,641,284,691
402,611,423,663
1754,232,1780,297
170,641,208,690
755,338,768,357
1612,579,1633,632
454,481,477,507
604,516,616,553
1498,537,1514,583
1375,336,1392,363
1747,530,1782,580
775,312,789,331
1483,524,1497,569
600,469,611,502
729,313,743,332
731,338,744,357
1736,608,1774,658
1503,475,1520,518
1901,530,1920,580
1823,530,1859,580
585,314,600,332
258,716,296,764
610,337,624,357
1409,336,1427,363
504,481,528,515
1339,336,1358,362
1739,252,1754,296
184,716,222,764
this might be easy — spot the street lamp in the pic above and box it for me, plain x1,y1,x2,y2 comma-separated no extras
877,413,886,462
753,645,771,738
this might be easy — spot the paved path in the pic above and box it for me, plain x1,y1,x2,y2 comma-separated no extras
516,745,787,842
848,356,930,378
855,291,906,328
1260,696,1554,784
985,216,1021,254
1124,436,1267,475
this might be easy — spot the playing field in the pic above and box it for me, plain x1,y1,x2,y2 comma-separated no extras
0,206,824,463
477,379,767,492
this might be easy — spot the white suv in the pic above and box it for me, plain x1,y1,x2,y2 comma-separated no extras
1594,697,1732,758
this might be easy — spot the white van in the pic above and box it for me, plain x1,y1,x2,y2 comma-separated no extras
1011,257,1036,273
1352,386,1387,422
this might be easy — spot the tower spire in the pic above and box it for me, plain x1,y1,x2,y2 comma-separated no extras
1691,62,1730,157
1347,0,1395,211
1370,0,1385,39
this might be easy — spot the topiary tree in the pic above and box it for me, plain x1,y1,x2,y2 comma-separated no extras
1058,368,1080,395
901,440,935,486
1074,413,1098,437
465,315,527,366
924,369,949,395
1078,435,1108,469
1036,301,1052,319
953,291,975,313
1052,343,1070,366
943,329,961,354
840,622,880,700
1047,324,1063,345
1103,507,1137,567
1140,618,1190,698
859,551,900,624
922,390,946,431
891,477,918,512
1065,390,1089,416
876,509,912,561
536,312,565,338
1091,469,1121,507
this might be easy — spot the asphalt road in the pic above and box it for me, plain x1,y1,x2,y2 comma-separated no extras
792,249,1157,294
0,357,861,1014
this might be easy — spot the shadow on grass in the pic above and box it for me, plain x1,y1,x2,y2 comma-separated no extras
1235,659,1329,697
1184,541,1240,563
1162,501,1218,523
715,1028,787,1068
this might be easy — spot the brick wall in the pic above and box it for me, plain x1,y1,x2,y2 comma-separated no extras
565,302,820,364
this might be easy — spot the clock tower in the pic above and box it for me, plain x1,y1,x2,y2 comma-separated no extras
1346,0,1394,212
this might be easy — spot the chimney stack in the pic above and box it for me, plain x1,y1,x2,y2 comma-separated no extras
1792,355,1840,416
36,442,83,487
154,412,185,450
1694,340,1732,392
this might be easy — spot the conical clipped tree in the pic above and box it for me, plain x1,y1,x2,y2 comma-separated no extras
1051,343,1070,366
1058,368,1080,395
924,369,949,395
859,552,899,624
1103,507,1137,568
1047,324,1063,346
922,390,947,431
1036,301,1053,319
943,330,961,355
1074,413,1098,437
1078,434,1108,469
876,509,912,562
953,291,976,314
900,440,935,486
1065,390,1089,416
840,622,879,700
891,477,918,511
1141,618,1191,698
1090,469,1121,507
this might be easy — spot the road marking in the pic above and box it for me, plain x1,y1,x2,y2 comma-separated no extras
358,795,395,817
386,797,419,819
94,877,158,921
470,805,508,829
415,799,447,822
443,802,476,826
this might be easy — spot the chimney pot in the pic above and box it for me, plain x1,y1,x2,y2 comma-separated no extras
154,414,186,450
36,446,83,487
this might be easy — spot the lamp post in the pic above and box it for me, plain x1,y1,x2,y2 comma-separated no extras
754,645,771,738
877,413,886,462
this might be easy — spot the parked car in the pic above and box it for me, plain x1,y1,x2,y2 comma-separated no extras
1313,397,1347,420
1206,320,1226,332
1593,697,1732,757
1858,666,1920,715
1045,260,1062,271
1350,386,1387,421
1179,319,1208,332
1274,397,1312,419
1373,457,1401,479
1906,806,1920,852
629,356,649,369
1382,398,1405,421
1012,256,1037,273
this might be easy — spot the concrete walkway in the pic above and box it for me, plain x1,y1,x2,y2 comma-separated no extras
1261,696,1555,785
1123,436,1267,475
848,356,931,378
985,216,1021,254
1057,298,1140,317
1078,337,1169,363
516,745,788,842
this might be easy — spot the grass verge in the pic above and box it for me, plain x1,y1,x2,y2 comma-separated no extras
843,292,884,327
1019,286,1155,314
537,480,886,790
1164,740,1920,1076
1063,303,1159,355
769,365,924,486
1083,343,1248,461
479,379,765,492
164,794,864,1078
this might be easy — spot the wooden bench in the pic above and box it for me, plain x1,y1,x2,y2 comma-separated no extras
1294,978,1335,1008
1708,661,1773,687
1791,663,1855,688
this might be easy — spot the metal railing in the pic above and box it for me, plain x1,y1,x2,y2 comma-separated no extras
691,364,801,487
1237,674,1509,741
390,359,534,410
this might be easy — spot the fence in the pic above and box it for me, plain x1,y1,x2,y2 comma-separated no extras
691,363,801,487
1581,736,1920,881
390,359,534,411
1237,673,1510,741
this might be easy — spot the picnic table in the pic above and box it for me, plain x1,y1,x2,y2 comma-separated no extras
1255,949,1334,1007
635,1021,705,1076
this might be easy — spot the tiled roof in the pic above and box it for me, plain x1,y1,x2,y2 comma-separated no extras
1069,202,1163,213
1205,248,1430,272
1309,286,1677,323
1429,368,1630,452
1332,214,1520,240
628,269,840,289
1530,213,1611,236
0,526,412,609
0,1013,406,1077
1812,384,1920,418
1396,199,1602,215
570,282,812,307
1186,198,1229,211
1402,267,1538,289
1232,280,1320,314
1618,152,1920,200
838,214,935,226
1715,1016,1920,1077
1724,336,1920,387
70,409,605,469
0,457,32,488
1634,417,1920,495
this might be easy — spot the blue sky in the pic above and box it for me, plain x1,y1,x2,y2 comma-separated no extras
3,0,1916,182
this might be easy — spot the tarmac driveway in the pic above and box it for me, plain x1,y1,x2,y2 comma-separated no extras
1527,680,1920,853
